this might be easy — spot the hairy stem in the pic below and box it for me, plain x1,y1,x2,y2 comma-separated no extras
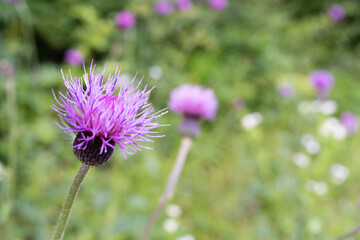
337,225,360,240
140,137,192,240
52,164,91,240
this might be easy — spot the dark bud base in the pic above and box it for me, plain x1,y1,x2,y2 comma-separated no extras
178,116,200,138
73,131,115,166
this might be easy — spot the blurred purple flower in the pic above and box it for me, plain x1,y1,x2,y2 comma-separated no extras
64,49,84,66
169,84,217,120
154,1,174,15
51,63,166,165
309,70,334,99
176,0,192,11
208,0,228,11
232,98,245,110
0,60,14,77
115,11,136,29
340,112,358,134
169,84,217,137
277,83,295,98
327,4,346,22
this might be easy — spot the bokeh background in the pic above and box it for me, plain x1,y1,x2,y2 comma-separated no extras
1,0,360,239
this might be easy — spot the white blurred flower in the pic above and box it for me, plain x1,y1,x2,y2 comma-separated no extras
319,100,337,115
306,180,328,195
176,234,196,240
163,218,178,233
298,100,337,115
331,164,350,185
307,218,323,234
301,134,321,155
166,204,182,218
118,73,132,85
319,118,347,140
148,65,163,80
241,112,263,130
0,162,6,181
292,153,310,168
298,101,313,115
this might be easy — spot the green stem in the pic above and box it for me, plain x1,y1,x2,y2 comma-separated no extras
337,225,360,240
140,137,192,240
52,163,91,240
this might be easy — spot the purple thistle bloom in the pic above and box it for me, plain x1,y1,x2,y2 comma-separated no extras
176,0,193,11
115,11,136,29
154,1,174,15
327,4,346,22
64,49,84,66
169,84,217,120
169,84,217,137
277,83,295,98
208,0,228,11
309,70,334,100
0,60,14,77
340,112,358,134
51,63,166,165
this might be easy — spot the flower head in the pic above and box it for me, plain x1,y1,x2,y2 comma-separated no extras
0,60,14,77
51,63,166,165
176,0,193,11
340,112,358,134
64,49,84,66
309,70,334,99
115,11,136,29
208,0,228,11
169,84,217,137
169,84,217,120
277,83,295,98
327,4,346,22
154,1,174,15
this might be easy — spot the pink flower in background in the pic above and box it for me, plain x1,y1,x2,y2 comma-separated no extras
340,112,358,134
169,84,217,137
208,0,228,11
154,1,174,15
277,83,295,98
64,49,84,66
115,11,136,29
0,60,14,77
169,84,217,120
176,0,193,11
309,70,334,100
327,4,346,22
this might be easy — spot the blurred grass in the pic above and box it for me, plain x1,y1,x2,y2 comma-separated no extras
1,0,360,239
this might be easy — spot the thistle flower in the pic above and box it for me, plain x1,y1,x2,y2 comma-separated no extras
154,1,174,15
0,60,14,77
327,4,346,22
176,0,193,12
51,63,166,166
115,11,136,29
277,83,295,98
309,70,334,100
208,0,228,11
64,49,84,66
169,84,217,137
340,112,358,134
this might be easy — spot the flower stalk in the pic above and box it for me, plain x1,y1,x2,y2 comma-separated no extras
140,136,192,240
52,163,91,240
337,225,360,240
